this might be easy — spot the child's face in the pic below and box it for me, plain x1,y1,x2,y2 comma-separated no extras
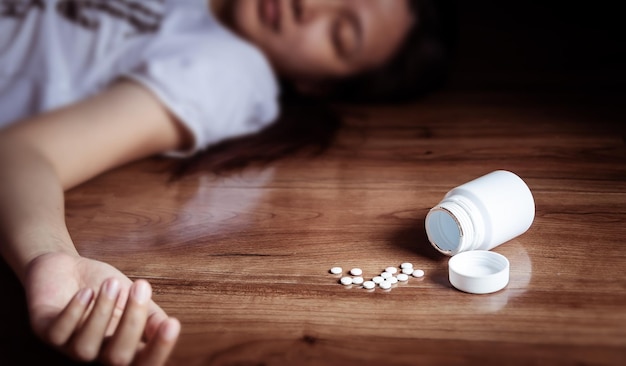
222,0,414,85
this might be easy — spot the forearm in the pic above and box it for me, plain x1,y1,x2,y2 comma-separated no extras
0,138,78,284
0,82,186,284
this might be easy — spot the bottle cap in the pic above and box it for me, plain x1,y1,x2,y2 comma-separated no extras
448,250,509,294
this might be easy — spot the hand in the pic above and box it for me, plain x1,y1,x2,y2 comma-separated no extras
23,252,180,365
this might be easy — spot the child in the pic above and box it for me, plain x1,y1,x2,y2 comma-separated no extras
0,1,453,364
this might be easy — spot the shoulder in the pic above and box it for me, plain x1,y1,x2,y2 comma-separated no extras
124,2,280,155
143,0,277,91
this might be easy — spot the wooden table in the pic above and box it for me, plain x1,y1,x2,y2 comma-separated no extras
2,2,625,365
1,88,624,365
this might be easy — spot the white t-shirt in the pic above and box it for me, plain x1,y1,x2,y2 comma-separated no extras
0,0,279,155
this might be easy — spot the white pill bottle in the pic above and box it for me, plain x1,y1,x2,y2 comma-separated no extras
425,170,535,256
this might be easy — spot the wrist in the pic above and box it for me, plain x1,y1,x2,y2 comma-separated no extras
1,227,79,284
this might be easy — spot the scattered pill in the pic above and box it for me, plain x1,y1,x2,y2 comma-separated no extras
385,266,398,274
363,281,376,290
331,264,423,291
397,273,409,282
412,269,425,278
350,268,363,276
340,276,353,285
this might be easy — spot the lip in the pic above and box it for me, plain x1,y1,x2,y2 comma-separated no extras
259,0,281,32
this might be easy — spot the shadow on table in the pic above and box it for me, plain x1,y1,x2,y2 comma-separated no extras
0,260,95,366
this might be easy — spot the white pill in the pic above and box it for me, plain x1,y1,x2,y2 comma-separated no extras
329,267,343,274
401,262,413,269
388,276,399,284
350,268,363,276
385,266,398,274
397,273,409,282
372,276,384,284
412,269,425,278
381,271,393,279
379,281,392,290
340,276,353,285
352,276,364,285
363,281,376,290
402,267,414,275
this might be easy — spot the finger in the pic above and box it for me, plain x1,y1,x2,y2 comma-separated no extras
101,280,152,366
143,301,168,341
45,288,94,347
68,278,121,362
134,317,181,366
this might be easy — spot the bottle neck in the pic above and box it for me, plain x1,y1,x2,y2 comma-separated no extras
426,194,485,255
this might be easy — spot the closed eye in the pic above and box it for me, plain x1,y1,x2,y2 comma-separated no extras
292,0,303,22
332,12,362,60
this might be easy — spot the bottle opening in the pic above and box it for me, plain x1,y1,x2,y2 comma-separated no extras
425,209,461,254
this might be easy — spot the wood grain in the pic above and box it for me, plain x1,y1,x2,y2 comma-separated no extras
1,88,623,365
1,2,625,365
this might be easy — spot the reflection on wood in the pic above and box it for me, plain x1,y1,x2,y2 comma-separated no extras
1,89,624,365
1,0,626,362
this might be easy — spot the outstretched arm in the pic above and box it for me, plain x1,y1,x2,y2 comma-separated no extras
0,80,189,365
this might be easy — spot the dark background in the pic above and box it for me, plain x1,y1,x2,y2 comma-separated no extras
447,1,625,93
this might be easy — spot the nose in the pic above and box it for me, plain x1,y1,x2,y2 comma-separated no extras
294,0,343,25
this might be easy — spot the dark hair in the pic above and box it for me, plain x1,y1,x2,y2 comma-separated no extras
170,94,340,177
327,0,457,103
172,0,456,176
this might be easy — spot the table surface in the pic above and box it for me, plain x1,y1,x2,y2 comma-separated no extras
1,89,624,366
2,2,626,365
